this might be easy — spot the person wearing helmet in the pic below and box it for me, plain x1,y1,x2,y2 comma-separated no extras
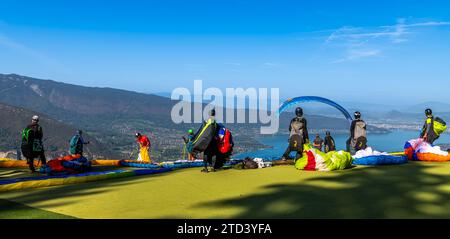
281,107,309,160
21,115,46,173
182,129,196,161
346,111,367,153
135,132,151,163
324,131,336,153
201,108,219,172
69,130,90,156
313,133,324,151
420,108,444,144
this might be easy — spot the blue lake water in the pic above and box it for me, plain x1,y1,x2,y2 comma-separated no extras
236,130,450,159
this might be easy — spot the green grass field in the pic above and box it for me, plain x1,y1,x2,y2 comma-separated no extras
1,162,450,219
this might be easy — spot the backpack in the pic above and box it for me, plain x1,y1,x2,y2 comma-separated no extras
325,137,336,152
192,119,216,153
433,117,447,135
217,127,234,154
354,120,367,139
289,134,304,152
243,157,259,169
21,128,32,146
21,128,32,158
70,135,80,154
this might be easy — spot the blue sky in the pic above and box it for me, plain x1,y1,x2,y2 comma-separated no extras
1,0,450,105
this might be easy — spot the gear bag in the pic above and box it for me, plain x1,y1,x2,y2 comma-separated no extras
433,117,447,135
70,135,80,154
217,127,234,154
290,117,304,136
289,134,304,152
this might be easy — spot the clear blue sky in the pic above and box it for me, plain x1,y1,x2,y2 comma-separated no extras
1,0,450,104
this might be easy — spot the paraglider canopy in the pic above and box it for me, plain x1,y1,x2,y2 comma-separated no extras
278,96,353,124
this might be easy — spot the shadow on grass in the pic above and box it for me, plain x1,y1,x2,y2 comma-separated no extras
0,166,190,218
0,199,76,219
197,162,450,219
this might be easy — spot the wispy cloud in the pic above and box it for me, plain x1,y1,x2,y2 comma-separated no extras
332,49,381,63
326,19,450,63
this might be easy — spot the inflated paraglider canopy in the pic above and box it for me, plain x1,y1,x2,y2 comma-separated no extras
278,96,353,123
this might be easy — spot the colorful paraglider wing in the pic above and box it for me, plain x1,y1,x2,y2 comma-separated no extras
278,96,353,123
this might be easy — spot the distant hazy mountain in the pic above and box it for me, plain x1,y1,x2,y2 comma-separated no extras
0,73,389,160
0,102,113,159
403,102,450,114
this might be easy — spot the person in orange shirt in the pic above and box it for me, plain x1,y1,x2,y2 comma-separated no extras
135,133,151,163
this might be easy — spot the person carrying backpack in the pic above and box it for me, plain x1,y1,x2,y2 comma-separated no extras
69,130,90,156
324,131,336,153
282,107,309,160
197,109,218,173
346,111,367,154
313,134,324,151
135,132,151,163
182,129,196,161
21,115,46,173
420,108,447,144
214,125,234,170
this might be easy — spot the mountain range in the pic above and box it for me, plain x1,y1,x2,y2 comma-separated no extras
0,73,407,160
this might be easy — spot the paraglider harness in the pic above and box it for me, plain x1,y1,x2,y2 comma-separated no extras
350,119,367,151
182,134,195,160
422,117,447,143
324,135,336,152
21,124,46,171
288,117,308,154
70,134,83,155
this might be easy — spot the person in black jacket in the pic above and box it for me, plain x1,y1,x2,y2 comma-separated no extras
21,115,47,173
420,108,439,144
282,107,309,160
346,111,367,153
324,131,336,153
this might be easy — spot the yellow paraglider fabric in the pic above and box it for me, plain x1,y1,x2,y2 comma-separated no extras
138,146,151,163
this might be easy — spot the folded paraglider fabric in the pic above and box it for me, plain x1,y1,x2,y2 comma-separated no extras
0,160,40,168
119,159,242,169
404,138,450,162
352,147,408,165
137,146,151,163
40,155,92,175
91,160,122,166
295,145,353,171
353,155,407,165
0,168,172,192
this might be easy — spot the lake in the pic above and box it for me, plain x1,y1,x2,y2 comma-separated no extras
236,130,450,159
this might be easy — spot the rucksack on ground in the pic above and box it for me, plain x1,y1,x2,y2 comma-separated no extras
243,157,259,169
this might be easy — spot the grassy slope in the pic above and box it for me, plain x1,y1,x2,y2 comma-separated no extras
1,162,450,219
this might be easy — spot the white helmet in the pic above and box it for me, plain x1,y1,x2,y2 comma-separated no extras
32,115,39,122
